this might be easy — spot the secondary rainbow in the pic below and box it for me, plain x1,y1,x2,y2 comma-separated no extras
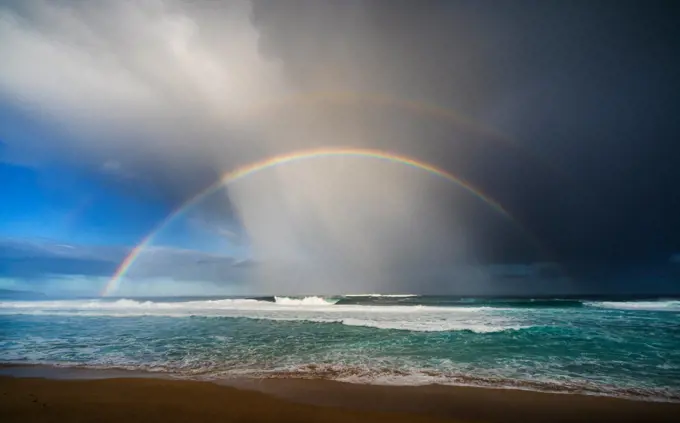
102,147,515,297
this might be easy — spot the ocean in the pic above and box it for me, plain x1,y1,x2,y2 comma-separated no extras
1,295,679,401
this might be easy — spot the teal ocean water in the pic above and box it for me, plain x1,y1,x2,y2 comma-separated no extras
1,295,679,401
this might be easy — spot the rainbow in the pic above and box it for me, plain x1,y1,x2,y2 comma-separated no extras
268,90,509,142
261,90,561,177
102,147,515,297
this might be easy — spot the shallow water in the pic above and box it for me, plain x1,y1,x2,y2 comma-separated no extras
1,295,679,401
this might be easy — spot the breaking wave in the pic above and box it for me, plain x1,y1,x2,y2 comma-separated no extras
273,296,340,305
0,297,518,333
344,294,418,297
2,297,678,333
585,300,680,312
0,298,486,314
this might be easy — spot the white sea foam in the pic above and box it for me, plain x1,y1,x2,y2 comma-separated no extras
344,294,418,297
273,296,339,305
337,318,527,333
586,300,680,312
0,298,486,313
252,364,680,402
0,298,516,332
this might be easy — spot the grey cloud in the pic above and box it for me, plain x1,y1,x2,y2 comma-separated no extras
0,0,287,198
8,1,661,294
0,0,511,197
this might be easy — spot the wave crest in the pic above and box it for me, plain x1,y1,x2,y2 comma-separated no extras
344,294,417,298
586,300,680,312
273,296,339,306
0,298,509,333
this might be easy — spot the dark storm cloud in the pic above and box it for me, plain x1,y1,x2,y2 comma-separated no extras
250,0,680,263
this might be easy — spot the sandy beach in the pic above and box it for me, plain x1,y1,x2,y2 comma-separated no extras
2,370,680,422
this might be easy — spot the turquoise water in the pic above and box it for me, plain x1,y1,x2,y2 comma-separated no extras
1,296,679,401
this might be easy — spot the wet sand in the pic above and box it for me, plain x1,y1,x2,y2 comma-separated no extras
231,378,680,422
1,370,680,422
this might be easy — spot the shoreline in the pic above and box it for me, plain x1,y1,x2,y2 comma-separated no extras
1,362,678,404
2,364,680,422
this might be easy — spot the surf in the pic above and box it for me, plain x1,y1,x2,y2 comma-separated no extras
273,296,340,306
585,300,680,312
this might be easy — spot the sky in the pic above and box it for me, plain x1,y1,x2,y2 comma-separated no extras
1,0,679,296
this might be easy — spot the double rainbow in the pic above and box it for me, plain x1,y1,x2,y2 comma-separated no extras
102,147,516,296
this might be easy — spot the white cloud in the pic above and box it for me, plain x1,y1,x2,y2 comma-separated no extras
0,0,289,173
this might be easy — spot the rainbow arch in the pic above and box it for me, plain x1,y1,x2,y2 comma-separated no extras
102,147,519,296
259,90,561,177
268,90,508,141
